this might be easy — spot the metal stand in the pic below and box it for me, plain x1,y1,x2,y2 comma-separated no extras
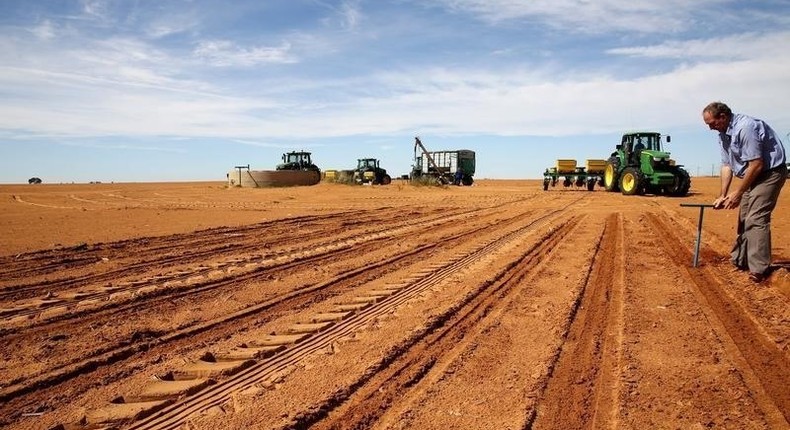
680,203,714,267
234,164,250,187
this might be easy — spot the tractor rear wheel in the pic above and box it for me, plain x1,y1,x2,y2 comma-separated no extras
619,167,644,195
604,157,620,192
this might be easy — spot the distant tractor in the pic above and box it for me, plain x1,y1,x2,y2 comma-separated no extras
277,151,321,173
411,137,475,186
354,158,392,185
603,132,690,196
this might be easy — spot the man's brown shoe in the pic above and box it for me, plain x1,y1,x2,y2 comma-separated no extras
749,272,766,283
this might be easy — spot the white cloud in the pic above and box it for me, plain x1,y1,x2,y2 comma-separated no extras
1,4,788,146
339,1,363,31
607,31,790,60
231,139,297,148
30,20,55,40
80,0,110,21
3,46,787,142
193,40,298,67
60,141,187,153
432,0,726,33
145,19,198,39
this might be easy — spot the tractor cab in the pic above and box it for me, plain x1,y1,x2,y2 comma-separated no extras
618,132,669,165
277,151,320,171
357,158,379,170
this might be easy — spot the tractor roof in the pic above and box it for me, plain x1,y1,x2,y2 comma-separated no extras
623,131,661,136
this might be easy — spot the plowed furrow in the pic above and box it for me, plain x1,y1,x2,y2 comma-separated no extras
0,207,448,299
0,206,545,424
124,212,580,430
286,217,585,430
528,213,623,429
0,211,363,279
0,241,443,424
646,213,790,425
0,206,509,331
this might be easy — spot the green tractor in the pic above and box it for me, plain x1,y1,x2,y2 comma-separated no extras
354,158,392,185
603,132,690,196
276,151,321,172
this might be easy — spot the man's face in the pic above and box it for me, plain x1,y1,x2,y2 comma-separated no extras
703,111,728,133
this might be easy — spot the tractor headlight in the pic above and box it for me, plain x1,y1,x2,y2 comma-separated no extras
650,156,669,169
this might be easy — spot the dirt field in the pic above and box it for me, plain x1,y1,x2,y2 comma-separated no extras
1,178,788,430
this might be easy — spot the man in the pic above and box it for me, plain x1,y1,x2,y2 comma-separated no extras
702,101,787,283
633,138,646,164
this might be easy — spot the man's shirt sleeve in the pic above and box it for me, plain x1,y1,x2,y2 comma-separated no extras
736,118,763,163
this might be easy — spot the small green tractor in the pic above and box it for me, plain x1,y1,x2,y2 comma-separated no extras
354,158,392,185
276,151,321,173
603,132,690,196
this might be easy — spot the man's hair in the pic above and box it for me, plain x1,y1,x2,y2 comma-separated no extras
703,101,732,118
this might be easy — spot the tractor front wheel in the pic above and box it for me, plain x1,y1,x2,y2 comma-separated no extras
667,168,691,196
604,158,620,192
619,167,644,195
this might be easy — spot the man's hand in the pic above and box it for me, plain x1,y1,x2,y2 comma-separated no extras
723,191,743,209
713,192,742,209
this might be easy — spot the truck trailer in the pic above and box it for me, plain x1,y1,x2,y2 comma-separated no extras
410,137,475,186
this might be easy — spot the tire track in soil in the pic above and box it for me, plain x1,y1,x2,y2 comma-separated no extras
0,207,445,300
278,217,587,430
105,209,579,429
0,212,494,402
646,213,790,426
0,211,352,281
0,203,506,329
0,205,552,426
527,213,622,430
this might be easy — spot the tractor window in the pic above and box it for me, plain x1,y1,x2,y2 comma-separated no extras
644,135,660,151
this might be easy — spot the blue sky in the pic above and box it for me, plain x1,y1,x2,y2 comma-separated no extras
1,0,789,183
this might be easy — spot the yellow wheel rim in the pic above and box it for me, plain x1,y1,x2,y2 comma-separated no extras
622,174,634,192
605,165,614,185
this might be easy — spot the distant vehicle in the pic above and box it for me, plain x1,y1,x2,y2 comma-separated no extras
410,137,475,186
354,158,392,185
276,151,321,173
28,177,42,184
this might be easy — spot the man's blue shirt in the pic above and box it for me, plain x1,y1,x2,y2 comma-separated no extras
719,113,786,178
